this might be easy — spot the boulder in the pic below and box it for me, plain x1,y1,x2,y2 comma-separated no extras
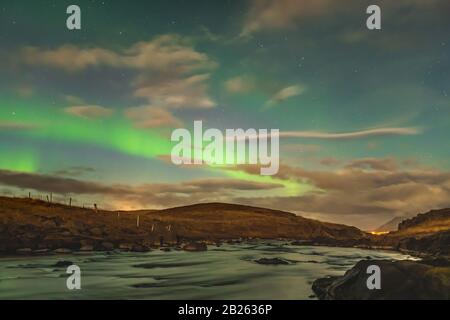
291,240,314,246
132,245,149,252
79,245,94,251
182,242,207,252
119,243,133,251
100,242,115,251
89,227,103,236
53,260,73,268
312,259,450,300
33,249,51,255
53,248,72,254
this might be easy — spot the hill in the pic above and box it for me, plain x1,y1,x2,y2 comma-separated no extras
0,196,367,254
374,216,407,232
372,208,450,256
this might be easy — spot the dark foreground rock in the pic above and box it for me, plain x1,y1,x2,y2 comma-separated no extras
182,242,207,252
312,259,450,300
53,260,73,268
291,240,314,246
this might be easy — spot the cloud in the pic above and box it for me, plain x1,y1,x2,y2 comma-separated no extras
133,73,216,109
63,95,85,105
226,160,450,229
279,127,421,140
345,158,397,171
64,105,114,119
125,106,183,129
0,170,283,209
16,85,34,97
52,166,96,177
224,75,256,94
0,170,118,195
281,143,323,153
2,157,449,230
225,127,421,142
20,34,217,111
21,35,215,72
0,121,39,130
266,85,306,106
242,0,335,36
21,46,119,72
241,0,445,36
183,178,283,192
320,157,341,167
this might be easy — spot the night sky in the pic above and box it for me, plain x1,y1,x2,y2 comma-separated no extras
1,0,449,229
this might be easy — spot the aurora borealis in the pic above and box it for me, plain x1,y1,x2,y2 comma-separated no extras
1,0,450,229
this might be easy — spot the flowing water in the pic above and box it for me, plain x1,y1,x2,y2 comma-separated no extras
0,242,416,299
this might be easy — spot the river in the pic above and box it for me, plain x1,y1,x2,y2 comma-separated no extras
0,241,416,299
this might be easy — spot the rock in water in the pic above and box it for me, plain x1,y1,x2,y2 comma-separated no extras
182,242,207,252
100,242,114,251
291,240,314,246
53,260,73,268
119,243,133,251
254,258,290,265
312,259,450,300
79,245,94,252
132,245,149,252
53,248,72,254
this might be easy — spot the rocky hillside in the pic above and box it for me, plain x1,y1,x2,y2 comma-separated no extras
398,209,450,232
370,208,450,256
0,196,367,255
374,216,406,232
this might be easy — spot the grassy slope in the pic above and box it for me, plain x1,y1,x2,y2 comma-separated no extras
0,197,366,252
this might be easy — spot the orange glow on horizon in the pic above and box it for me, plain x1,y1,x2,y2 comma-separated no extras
369,231,390,235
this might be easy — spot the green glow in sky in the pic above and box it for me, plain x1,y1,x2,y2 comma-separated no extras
0,151,37,173
1,99,172,160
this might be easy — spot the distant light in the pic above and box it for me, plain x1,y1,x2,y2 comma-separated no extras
369,231,390,236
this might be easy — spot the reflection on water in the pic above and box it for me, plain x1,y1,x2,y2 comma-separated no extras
0,242,415,299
